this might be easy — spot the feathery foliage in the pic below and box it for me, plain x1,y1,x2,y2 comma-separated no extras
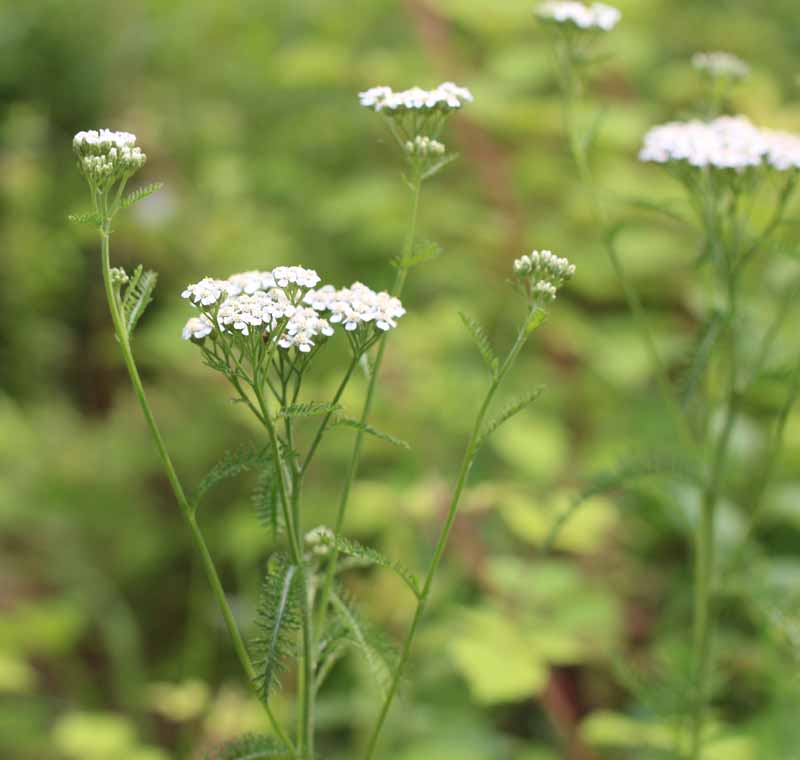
67,210,103,227
460,311,499,376
121,182,164,209
207,733,292,760
252,466,282,539
479,387,544,446
330,416,410,449
120,265,158,336
543,451,701,551
252,555,303,700
279,401,341,418
330,589,397,693
331,535,420,597
678,310,723,408
395,239,443,270
193,443,272,509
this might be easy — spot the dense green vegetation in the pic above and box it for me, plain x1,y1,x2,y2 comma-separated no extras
2,1,800,758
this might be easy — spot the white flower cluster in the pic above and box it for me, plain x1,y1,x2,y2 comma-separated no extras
536,1,621,31
359,82,474,114
692,51,750,80
305,526,335,557
181,268,406,352
73,129,146,184
405,135,446,158
304,282,406,332
640,116,800,172
514,249,576,303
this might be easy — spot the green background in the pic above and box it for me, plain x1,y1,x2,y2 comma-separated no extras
2,1,800,758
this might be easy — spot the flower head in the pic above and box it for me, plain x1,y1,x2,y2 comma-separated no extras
358,82,473,115
513,249,575,304
73,129,146,185
182,316,213,342
639,116,800,173
305,526,335,556
692,51,750,80
536,1,621,31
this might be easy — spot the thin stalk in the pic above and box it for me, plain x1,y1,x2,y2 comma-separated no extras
363,318,533,760
315,175,422,638
251,383,313,757
688,243,739,760
558,48,698,455
98,226,294,754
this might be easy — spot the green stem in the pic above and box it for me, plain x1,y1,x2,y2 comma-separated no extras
314,175,422,640
688,260,739,760
251,383,313,757
98,227,294,754
363,318,532,760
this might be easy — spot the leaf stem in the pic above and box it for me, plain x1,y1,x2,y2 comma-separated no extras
362,316,533,760
98,225,294,754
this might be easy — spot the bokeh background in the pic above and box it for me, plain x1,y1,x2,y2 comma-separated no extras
3,1,800,758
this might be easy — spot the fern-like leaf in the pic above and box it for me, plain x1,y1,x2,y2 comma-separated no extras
331,535,419,597
252,555,302,700
208,733,291,760
678,310,723,408
253,465,282,539
395,240,442,270
120,264,158,336
330,416,409,449
279,401,341,418
479,387,544,446
329,590,396,693
68,211,103,227
460,312,499,376
121,182,164,209
542,451,700,552
193,443,272,509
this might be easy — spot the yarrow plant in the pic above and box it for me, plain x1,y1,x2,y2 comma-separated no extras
70,78,575,759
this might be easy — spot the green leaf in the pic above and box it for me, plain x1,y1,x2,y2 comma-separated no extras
395,240,442,270
193,443,272,509
330,416,409,449
678,310,723,408
67,211,103,227
252,555,302,700
329,590,396,693
120,265,158,336
542,452,700,552
459,312,499,376
480,387,544,446
252,464,282,539
279,401,341,418
121,182,164,209
331,535,419,596
422,152,459,180
208,733,291,760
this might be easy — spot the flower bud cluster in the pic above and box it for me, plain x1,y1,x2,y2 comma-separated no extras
536,1,621,31
305,526,335,557
692,51,749,80
73,129,146,186
359,82,473,115
513,249,576,304
110,267,129,287
640,116,800,173
405,136,446,158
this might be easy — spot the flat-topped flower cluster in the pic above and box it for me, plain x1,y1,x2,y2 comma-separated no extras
359,82,473,114
513,250,576,304
73,129,146,185
536,1,621,31
181,267,405,354
692,51,750,80
639,116,800,172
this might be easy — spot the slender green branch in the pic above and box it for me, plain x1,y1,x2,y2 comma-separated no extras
98,226,294,754
314,174,422,639
363,317,533,760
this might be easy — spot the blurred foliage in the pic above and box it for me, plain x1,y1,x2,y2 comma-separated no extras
2,0,800,758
